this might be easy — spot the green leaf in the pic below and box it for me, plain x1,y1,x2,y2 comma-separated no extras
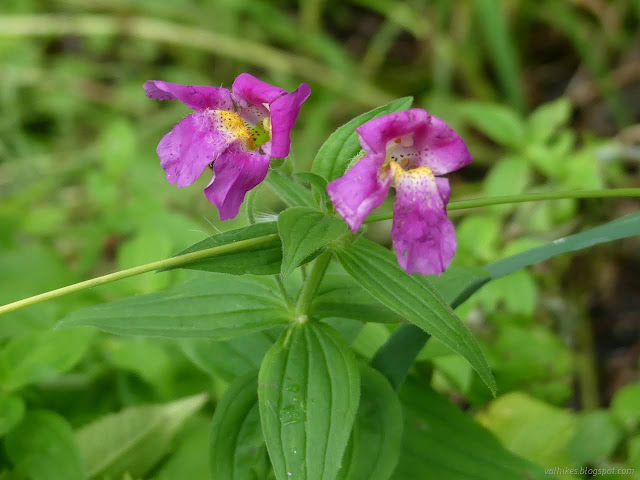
392,379,550,480
611,382,640,431
311,271,403,324
295,172,330,207
476,392,575,472
460,101,525,149
0,394,24,438
370,266,490,389
483,156,532,207
311,97,413,182
486,211,640,279
58,273,293,338
337,365,403,480
168,222,282,275
568,410,623,465
180,329,280,382
76,394,207,479
258,322,361,480
267,171,317,208
335,238,496,395
6,410,87,480
278,207,347,277
210,372,271,480
0,328,95,391
527,97,572,145
151,416,211,480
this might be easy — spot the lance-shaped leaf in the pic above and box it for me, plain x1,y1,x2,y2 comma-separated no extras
278,207,347,277
76,394,207,479
295,172,330,208
210,372,271,480
58,273,293,338
337,365,403,480
168,222,282,275
335,238,496,395
6,410,87,480
392,378,551,480
267,171,317,208
486,210,640,278
310,271,403,324
259,322,360,480
311,97,413,182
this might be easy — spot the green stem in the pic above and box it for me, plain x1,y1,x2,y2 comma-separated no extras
363,188,640,224
2,187,639,317
274,275,294,309
0,234,278,316
295,251,332,319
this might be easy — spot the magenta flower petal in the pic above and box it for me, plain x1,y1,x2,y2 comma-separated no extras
435,177,451,204
204,143,271,220
356,109,430,155
269,83,312,158
232,73,288,105
157,112,232,188
416,115,473,175
327,154,392,233
143,80,233,111
391,168,456,275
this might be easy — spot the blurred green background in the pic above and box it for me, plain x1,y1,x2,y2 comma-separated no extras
1,0,640,479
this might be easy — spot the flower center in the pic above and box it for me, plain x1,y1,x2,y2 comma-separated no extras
214,110,270,150
384,135,419,170
389,161,433,187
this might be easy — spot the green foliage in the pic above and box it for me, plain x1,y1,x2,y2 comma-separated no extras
6,410,86,480
337,365,403,480
57,273,293,338
335,238,496,395
278,207,347,277
311,97,413,182
258,322,360,480
76,394,207,479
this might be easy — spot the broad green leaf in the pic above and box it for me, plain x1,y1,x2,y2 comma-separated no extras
460,101,525,149
335,238,496,395
337,365,402,480
210,372,271,480
392,379,551,480
295,172,330,207
611,382,640,431
6,410,86,480
568,410,623,465
0,394,24,437
311,271,403,324
483,156,532,209
0,328,95,391
151,416,211,480
527,97,572,144
168,222,282,275
486,211,640,279
76,394,207,479
476,392,575,472
180,329,280,382
311,97,413,182
267,171,316,208
278,207,347,277
58,273,293,338
258,322,360,480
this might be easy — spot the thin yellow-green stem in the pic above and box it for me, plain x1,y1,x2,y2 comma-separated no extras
0,234,278,316
363,188,640,224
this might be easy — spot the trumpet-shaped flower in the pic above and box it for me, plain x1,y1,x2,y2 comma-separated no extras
327,109,472,275
144,74,311,219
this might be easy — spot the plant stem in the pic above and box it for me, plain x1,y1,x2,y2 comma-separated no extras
274,275,294,309
0,234,278,316
295,251,333,319
2,187,639,316
363,188,640,224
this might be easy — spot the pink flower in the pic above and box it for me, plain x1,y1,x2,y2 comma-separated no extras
327,109,472,275
144,74,311,220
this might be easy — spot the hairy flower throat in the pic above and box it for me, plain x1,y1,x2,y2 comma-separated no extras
214,110,270,150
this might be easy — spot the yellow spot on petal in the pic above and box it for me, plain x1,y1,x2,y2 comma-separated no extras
213,109,271,150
